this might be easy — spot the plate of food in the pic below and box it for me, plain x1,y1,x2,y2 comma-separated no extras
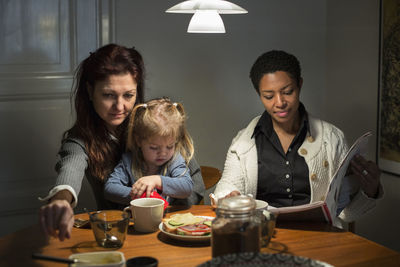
159,212,213,242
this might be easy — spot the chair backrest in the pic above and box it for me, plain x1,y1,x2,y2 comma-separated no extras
199,166,222,205
200,166,222,190
348,221,355,233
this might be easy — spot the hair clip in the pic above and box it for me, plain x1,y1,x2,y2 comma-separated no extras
173,103,178,107
143,103,148,108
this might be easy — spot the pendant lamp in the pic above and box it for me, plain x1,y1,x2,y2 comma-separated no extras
187,10,225,33
166,0,247,33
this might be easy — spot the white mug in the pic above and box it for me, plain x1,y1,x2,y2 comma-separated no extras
124,198,164,233
255,199,269,210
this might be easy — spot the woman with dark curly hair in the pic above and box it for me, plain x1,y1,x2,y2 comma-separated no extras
39,44,204,241
213,50,382,228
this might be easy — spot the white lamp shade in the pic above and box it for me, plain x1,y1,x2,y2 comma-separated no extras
166,0,247,14
187,10,225,33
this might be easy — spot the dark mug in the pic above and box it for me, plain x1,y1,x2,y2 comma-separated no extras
126,256,158,267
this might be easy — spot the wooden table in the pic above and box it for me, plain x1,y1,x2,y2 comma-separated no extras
0,205,399,267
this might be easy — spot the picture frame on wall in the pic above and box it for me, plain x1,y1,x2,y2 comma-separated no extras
377,0,400,176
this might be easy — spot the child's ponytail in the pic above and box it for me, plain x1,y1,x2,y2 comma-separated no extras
126,103,147,152
171,102,194,165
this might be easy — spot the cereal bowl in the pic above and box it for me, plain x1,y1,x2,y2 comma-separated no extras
255,199,268,210
68,251,125,267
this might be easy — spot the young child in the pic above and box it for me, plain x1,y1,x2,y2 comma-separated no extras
104,97,195,207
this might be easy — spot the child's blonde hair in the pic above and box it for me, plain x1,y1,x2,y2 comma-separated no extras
127,97,194,178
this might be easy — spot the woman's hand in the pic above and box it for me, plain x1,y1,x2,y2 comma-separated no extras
210,190,241,208
39,199,74,241
349,154,381,198
223,190,241,198
130,175,162,199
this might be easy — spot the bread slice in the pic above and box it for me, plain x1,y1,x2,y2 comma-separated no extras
162,212,205,234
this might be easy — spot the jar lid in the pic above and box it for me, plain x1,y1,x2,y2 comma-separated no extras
217,195,256,212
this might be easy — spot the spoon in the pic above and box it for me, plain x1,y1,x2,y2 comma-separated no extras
86,208,118,243
83,207,92,218
32,253,90,264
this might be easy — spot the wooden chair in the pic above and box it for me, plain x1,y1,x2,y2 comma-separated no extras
348,221,355,233
200,166,222,204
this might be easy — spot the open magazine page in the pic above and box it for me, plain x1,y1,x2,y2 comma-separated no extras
267,131,371,223
324,131,371,218
267,201,330,222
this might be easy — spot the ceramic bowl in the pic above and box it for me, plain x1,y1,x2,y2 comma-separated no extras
255,199,268,210
68,251,125,267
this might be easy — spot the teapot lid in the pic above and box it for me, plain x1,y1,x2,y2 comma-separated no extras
217,195,256,212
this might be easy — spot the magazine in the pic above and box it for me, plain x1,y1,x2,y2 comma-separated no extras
267,131,372,223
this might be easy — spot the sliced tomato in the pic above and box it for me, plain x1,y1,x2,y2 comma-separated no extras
176,223,211,236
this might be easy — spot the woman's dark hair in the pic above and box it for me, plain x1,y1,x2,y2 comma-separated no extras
64,43,145,181
249,50,301,94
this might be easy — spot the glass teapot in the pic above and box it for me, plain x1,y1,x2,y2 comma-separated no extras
211,195,261,258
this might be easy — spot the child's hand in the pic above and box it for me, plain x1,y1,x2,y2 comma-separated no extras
130,175,162,199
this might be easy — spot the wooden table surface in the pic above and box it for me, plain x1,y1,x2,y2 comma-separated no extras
0,205,399,267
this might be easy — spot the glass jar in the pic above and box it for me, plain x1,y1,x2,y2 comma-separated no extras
211,195,261,258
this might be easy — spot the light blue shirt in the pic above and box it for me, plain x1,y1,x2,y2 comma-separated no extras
104,152,193,206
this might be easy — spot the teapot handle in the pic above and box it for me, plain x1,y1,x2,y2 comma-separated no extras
257,210,277,247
